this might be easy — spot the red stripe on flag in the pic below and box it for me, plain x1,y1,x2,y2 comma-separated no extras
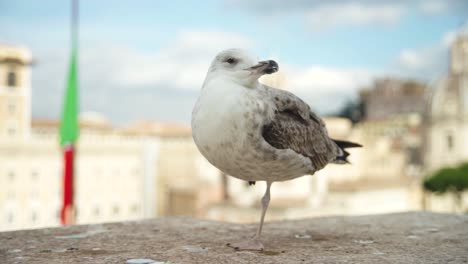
61,144,75,225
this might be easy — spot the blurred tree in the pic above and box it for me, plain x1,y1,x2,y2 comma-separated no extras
334,99,365,124
423,164,468,211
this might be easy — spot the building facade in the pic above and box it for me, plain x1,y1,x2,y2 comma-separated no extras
426,30,468,171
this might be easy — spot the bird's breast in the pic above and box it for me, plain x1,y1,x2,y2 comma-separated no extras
192,84,274,173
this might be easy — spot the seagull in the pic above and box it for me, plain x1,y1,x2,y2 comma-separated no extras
191,49,362,251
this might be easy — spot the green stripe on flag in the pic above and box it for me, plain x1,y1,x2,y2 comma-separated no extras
59,46,79,145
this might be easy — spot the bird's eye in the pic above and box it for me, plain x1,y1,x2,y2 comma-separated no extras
226,57,236,64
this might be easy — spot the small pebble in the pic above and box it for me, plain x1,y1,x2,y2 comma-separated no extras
126,259,161,264
353,240,374,244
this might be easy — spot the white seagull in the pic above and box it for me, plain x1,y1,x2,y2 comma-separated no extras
191,49,362,251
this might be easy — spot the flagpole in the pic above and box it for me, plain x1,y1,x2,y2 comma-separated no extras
60,0,79,225
72,0,78,50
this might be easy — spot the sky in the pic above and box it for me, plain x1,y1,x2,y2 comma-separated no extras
0,0,466,125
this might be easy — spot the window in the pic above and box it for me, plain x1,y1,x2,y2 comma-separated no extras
31,170,39,181
112,205,120,216
447,133,454,151
31,211,38,223
7,127,16,136
6,211,14,224
130,204,139,214
7,171,15,182
93,207,100,217
7,102,15,115
7,70,17,87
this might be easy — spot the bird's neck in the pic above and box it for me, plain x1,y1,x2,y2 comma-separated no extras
204,74,260,91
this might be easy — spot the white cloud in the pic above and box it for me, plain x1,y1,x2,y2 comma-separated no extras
230,0,468,31
442,30,457,47
283,65,376,113
397,49,429,70
305,2,405,30
31,30,254,123
258,65,375,113
417,0,468,14
393,30,456,80
86,31,252,89
418,0,449,14
287,65,374,93
113,30,252,89
32,27,384,121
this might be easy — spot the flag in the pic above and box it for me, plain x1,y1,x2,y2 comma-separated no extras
59,43,79,225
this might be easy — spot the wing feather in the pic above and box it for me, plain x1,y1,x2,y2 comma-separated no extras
262,87,339,172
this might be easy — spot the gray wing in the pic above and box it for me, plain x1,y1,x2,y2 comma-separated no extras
262,86,340,172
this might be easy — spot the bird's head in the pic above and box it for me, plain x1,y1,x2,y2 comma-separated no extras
205,48,278,87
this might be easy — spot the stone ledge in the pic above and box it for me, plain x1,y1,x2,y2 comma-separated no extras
1,212,467,264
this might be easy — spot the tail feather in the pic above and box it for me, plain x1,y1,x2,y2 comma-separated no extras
333,139,363,148
332,139,362,164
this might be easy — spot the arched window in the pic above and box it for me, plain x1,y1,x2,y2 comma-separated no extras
7,70,17,87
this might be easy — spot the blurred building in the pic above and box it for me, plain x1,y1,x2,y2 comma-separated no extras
425,29,468,172
360,78,428,121
0,44,32,139
311,77,430,217
0,44,220,231
352,76,428,180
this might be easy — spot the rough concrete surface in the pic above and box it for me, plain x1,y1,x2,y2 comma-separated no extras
1,212,467,264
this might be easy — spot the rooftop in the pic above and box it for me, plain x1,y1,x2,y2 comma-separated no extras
31,118,191,137
0,43,32,65
1,212,467,263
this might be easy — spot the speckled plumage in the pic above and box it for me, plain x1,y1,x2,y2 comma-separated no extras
192,64,341,182
192,81,317,182
191,49,361,251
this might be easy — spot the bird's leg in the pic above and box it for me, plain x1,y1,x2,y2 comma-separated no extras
227,181,272,251
255,181,271,240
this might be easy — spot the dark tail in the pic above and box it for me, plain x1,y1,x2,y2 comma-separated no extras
332,139,362,164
